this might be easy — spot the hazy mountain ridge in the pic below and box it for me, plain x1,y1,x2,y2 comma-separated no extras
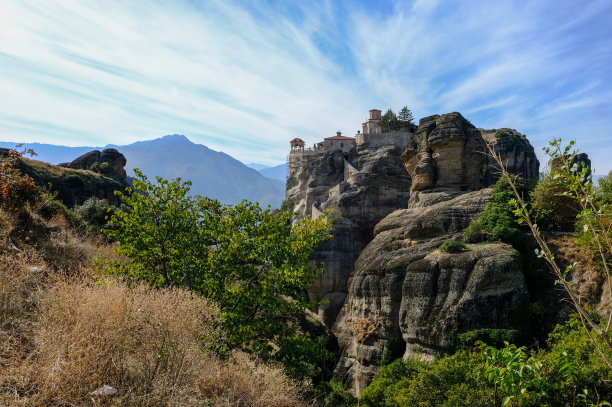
248,162,287,181
0,135,285,207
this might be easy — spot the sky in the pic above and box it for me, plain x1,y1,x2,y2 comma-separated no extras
0,1,611,173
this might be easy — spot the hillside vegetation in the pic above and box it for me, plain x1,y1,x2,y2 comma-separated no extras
2,140,612,406
0,149,314,406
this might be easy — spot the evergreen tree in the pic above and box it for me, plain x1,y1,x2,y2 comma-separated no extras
398,106,415,125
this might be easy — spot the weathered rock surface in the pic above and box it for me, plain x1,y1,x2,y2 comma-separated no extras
287,132,412,325
59,148,127,183
481,128,540,184
402,113,486,196
402,114,539,205
330,113,538,394
332,190,528,394
15,154,128,207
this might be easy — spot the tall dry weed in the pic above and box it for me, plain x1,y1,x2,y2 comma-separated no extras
0,205,310,407
26,282,309,406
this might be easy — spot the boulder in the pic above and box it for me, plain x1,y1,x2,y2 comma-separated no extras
59,148,127,183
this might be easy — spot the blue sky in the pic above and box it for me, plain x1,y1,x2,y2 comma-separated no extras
0,1,611,173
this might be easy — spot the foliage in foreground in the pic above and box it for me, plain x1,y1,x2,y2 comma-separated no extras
489,138,612,370
360,315,612,406
0,202,309,406
0,147,38,210
104,169,333,379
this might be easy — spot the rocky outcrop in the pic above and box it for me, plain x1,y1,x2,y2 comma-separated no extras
330,112,537,394
332,190,528,394
59,148,127,183
287,132,412,326
18,155,128,207
481,128,540,184
402,113,486,196
402,114,539,206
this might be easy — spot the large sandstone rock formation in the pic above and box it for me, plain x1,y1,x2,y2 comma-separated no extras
329,112,538,394
287,132,412,326
481,128,540,185
332,190,528,394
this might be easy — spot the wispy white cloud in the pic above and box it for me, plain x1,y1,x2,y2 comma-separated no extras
0,0,610,172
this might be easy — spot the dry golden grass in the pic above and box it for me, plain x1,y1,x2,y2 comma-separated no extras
0,206,310,407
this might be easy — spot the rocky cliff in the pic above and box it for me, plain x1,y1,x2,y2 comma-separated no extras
330,113,539,393
286,111,540,394
287,131,412,325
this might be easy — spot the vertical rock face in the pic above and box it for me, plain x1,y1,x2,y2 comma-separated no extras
331,112,538,395
286,132,412,326
402,113,487,196
481,129,540,185
332,190,528,394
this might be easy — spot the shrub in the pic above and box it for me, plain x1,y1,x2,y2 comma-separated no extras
280,198,293,212
440,239,468,253
99,161,111,175
360,358,426,407
463,220,487,242
74,196,112,227
393,351,494,407
463,177,526,248
29,281,307,406
531,175,580,230
0,148,38,210
316,380,355,407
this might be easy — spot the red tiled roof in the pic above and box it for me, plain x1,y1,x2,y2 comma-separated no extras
290,138,305,143
324,135,355,141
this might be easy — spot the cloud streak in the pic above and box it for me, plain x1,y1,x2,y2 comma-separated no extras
0,0,610,172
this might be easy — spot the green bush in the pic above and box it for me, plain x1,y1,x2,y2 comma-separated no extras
315,380,355,407
463,220,487,242
359,315,612,407
99,161,111,174
440,239,468,253
395,351,494,407
37,197,81,227
74,197,112,227
531,175,580,230
463,177,525,248
280,198,293,212
361,358,427,407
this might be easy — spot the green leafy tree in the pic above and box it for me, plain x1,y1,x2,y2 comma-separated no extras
104,169,333,378
398,106,414,125
531,174,580,231
597,171,612,206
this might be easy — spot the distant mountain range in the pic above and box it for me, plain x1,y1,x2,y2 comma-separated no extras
0,135,286,207
246,162,287,181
